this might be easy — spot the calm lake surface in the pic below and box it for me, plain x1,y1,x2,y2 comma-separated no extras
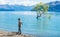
0,11,60,37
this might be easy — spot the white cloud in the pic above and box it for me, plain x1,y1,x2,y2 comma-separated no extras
0,0,7,4
0,0,60,6
0,0,40,6
16,1,40,6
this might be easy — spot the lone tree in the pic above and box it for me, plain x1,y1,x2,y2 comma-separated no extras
32,2,49,19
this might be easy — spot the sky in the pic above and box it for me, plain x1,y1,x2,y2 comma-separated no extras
0,0,60,6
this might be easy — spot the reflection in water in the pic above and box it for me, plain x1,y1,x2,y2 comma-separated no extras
35,15,52,37
37,14,51,31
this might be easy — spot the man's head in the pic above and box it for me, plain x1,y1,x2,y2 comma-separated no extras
18,18,20,20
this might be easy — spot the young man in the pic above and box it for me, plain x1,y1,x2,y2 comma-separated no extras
18,18,22,35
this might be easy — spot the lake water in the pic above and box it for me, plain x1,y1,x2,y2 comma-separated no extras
0,11,60,37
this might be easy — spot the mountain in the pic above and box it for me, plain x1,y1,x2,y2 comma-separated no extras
13,5,33,11
0,1,60,11
0,4,33,11
47,1,60,12
0,5,15,11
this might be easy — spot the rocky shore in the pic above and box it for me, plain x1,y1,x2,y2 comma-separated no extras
0,30,35,37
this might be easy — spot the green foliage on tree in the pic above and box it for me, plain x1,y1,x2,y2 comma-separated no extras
32,2,49,13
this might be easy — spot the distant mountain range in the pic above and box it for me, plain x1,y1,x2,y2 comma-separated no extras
47,1,60,12
0,5,33,11
0,1,60,12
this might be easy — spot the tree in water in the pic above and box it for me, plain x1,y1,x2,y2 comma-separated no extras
32,2,49,19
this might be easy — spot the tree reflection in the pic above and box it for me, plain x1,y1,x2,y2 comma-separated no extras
37,14,51,31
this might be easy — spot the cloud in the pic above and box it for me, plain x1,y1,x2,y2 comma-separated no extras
0,0,7,4
0,0,60,6
16,1,40,6
0,0,40,6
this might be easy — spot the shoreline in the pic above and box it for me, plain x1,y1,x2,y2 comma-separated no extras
0,30,35,37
